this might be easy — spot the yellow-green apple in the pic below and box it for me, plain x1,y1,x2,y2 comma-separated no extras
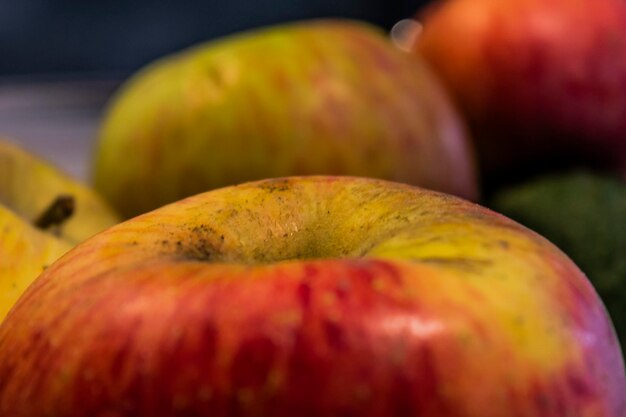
0,176,623,416
93,19,477,219
0,138,120,320
413,0,626,184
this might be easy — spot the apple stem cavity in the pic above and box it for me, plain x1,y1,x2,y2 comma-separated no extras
34,195,75,232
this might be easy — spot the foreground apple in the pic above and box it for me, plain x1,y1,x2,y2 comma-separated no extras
0,139,120,320
0,176,623,416
93,19,477,219
489,171,626,350
413,0,626,183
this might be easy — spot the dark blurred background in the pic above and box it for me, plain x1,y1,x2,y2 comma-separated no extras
0,0,425,77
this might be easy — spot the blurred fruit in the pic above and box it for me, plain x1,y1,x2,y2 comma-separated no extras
0,139,120,320
1,139,119,244
0,204,70,321
413,0,626,186
93,19,477,218
490,171,626,349
1,176,623,416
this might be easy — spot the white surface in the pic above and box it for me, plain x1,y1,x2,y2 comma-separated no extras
0,78,120,181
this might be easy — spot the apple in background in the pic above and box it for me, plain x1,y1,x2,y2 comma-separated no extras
1,176,623,416
93,19,477,219
0,138,120,320
412,0,626,187
0,204,70,321
0,139,120,244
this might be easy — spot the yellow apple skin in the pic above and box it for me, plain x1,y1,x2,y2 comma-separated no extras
0,140,120,244
0,139,120,320
0,205,70,320
0,176,623,416
93,19,477,219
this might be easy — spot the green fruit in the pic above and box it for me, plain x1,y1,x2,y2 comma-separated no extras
93,19,477,218
489,171,626,348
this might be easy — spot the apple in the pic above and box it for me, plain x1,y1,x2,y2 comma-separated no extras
92,19,478,219
412,0,626,184
0,176,623,416
0,138,120,320
0,204,71,321
489,170,626,350
0,139,120,244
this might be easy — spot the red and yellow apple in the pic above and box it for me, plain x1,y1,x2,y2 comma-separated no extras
413,0,626,181
0,176,623,416
0,138,120,320
93,19,477,218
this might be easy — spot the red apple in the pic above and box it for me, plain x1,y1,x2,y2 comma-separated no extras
0,176,623,416
413,0,626,183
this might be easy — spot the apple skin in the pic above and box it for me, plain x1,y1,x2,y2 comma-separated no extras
413,0,626,182
0,176,623,416
0,139,120,244
0,139,120,320
93,19,477,219
0,204,70,321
